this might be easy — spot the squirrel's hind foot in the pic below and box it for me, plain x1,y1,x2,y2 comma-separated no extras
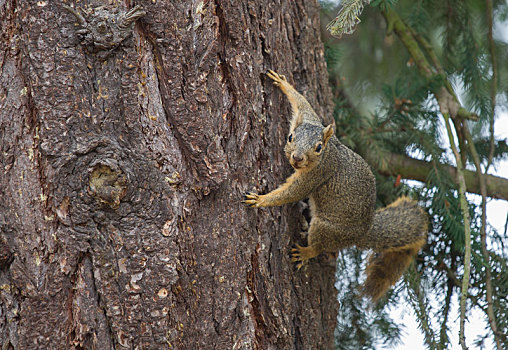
291,244,320,270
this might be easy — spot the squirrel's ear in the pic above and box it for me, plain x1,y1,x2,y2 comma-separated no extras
323,123,335,145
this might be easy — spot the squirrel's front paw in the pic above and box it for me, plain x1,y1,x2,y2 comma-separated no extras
267,69,287,86
243,192,263,208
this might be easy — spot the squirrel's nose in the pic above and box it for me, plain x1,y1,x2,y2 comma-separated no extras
292,154,304,162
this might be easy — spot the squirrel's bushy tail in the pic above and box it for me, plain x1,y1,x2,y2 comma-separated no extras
361,197,428,302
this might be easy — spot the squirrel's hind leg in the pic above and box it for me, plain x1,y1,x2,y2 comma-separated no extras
291,216,340,269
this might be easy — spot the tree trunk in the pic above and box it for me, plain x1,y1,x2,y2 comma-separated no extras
0,1,337,349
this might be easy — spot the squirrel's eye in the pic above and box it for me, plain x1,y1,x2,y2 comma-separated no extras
288,134,293,142
315,143,323,153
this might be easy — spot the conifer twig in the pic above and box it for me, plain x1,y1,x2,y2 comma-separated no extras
438,279,453,349
504,213,508,238
390,3,501,346
451,119,468,167
378,11,496,347
434,260,486,311
326,0,371,38
408,27,445,76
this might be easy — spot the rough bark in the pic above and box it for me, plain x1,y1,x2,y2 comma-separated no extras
0,0,338,349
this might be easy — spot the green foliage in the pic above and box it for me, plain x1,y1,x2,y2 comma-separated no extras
320,0,508,348
324,41,344,71
469,138,508,167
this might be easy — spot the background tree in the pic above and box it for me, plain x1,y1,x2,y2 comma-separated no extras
323,0,508,349
0,0,339,348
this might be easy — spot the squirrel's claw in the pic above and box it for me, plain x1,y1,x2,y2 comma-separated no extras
290,244,321,270
243,192,260,207
290,244,307,270
266,69,287,86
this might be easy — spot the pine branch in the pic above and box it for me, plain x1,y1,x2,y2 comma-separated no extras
326,0,371,38
504,213,508,238
435,261,482,309
434,258,508,346
377,10,501,346
408,27,444,76
367,152,508,201
452,119,469,169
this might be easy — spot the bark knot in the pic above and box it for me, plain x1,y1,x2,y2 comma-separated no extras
63,4,145,59
88,164,127,209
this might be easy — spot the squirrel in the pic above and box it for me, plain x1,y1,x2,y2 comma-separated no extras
243,70,428,302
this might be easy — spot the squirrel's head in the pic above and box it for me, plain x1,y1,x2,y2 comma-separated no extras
284,123,334,171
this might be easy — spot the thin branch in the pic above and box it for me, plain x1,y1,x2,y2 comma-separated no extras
485,0,497,171
435,258,508,345
382,8,435,78
452,119,468,168
504,213,508,237
438,278,453,350
367,151,508,201
443,113,471,350
408,27,445,76
435,260,484,312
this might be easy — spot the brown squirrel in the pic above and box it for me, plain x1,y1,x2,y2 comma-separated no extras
244,70,428,301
